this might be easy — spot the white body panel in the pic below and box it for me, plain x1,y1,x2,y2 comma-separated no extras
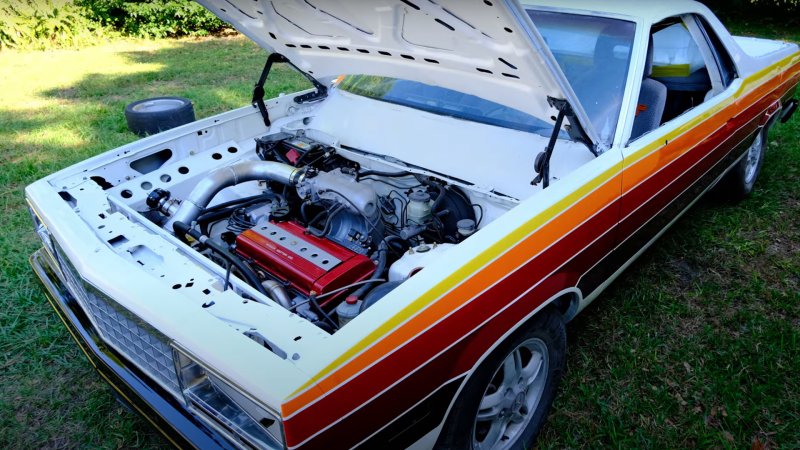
24,1,799,448
196,0,598,139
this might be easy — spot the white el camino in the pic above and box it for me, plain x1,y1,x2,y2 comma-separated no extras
26,0,799,449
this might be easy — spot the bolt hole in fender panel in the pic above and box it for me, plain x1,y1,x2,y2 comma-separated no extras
30,250,233,450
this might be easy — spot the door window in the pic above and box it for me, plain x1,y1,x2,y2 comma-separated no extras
528,11,636,146
630,14,738,142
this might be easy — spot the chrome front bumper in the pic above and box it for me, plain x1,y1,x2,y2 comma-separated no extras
30,248,236,450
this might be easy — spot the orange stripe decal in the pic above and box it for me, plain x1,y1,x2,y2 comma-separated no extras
282,170,623,416
281,54,800,419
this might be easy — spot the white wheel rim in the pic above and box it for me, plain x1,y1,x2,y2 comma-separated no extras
744,132,763,185
472,338,549,450
132,99,185,113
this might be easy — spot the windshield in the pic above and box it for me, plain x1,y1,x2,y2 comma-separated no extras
337,75,556,137
528,10,636,144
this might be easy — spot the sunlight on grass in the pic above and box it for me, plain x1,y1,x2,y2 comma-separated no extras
1,27,797,450
0,40,168,106
0,36,303,449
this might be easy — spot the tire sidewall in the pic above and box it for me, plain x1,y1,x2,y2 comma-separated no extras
124,96,195,136
739,129,767,196
435,309,566,450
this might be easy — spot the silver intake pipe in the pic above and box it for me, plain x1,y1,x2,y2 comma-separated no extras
260,279,293,309
165,161,302,232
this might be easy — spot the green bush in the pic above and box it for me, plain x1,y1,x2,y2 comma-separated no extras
0,0,106,50
77,0,227,38
701,0,800,24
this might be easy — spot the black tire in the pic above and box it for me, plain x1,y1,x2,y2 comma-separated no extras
722,128,767,201
124,96,195,137
435,308,566,450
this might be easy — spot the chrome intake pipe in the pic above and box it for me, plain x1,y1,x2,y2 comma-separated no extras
165,161,303,232
260,279,293,310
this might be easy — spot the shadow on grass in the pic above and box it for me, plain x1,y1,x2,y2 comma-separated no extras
0,37,306,449
3,33,798,450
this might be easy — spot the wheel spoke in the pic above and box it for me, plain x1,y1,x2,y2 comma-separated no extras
510,408,528,424
480,390,504,412
501,351,522,389
476,420,507,450
476,406,502,422
521,351,544,385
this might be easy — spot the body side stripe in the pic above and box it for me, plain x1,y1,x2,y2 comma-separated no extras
290,109,766,448
281,163,623,413
282,169,623,418
281,54,800,417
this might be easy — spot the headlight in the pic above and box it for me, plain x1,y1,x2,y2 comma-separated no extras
30,202,284,449
28,205,55,260
174,350,285,449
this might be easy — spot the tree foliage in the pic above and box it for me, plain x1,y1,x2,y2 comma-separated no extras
76,0,227,38
1,0,797,51
0,0,227,50
0,0,106,50
701,0,800,24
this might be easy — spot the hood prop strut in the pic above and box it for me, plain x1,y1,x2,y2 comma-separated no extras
253,53,328,127
531,97,597,189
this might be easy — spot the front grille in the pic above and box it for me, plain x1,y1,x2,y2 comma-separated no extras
83,285,181,395
52,242,181,397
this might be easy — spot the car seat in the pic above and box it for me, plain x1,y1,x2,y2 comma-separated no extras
631,37,667,140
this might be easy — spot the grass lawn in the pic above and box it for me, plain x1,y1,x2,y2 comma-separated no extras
1,29,798,449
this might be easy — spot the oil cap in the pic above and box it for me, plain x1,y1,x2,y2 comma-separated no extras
457,219,477,237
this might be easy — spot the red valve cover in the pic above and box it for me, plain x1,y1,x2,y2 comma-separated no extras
236,221,375,306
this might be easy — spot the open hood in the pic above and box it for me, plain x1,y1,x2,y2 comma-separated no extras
197,0,597,146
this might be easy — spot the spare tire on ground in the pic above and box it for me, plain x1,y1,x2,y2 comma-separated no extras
124,97,195,136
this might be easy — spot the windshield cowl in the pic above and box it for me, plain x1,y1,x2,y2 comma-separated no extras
337,75,563,139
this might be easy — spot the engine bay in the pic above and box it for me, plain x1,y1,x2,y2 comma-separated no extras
138,131,485,333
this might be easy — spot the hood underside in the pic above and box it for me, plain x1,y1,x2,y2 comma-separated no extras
197,0,595,140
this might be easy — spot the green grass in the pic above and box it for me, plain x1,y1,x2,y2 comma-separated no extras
0,36,308,448
1,29,798,449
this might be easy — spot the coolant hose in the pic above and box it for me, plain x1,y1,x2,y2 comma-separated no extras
357,169,411,179
173,221,268,297
430,183,446,214
351,241,388,301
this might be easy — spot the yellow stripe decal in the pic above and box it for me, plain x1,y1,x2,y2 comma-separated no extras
286,53,800,405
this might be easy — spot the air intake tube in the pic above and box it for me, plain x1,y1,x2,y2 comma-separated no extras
164,161,303,233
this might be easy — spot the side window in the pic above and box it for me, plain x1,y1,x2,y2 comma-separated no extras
697,16,738,88
528,11,636,146
650,19,713,123
630,15,731,142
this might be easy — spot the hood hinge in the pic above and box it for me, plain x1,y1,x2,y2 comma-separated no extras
253,53,328,127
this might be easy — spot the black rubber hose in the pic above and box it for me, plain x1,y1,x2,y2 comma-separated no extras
383,235,408,255
197,197,272,224
430,183,446,214
360,281,403,313
308,293,339,331
357,169,411,180
196,195,279,235
351,241,389,301
309,205,347,238
173,221,268,296
199,193,275,215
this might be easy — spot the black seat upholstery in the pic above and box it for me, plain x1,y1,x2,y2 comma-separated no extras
631,38,667,141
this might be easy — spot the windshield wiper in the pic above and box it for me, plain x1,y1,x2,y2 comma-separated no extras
531,97,597,189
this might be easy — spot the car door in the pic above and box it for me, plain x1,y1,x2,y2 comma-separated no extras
614,13,758,270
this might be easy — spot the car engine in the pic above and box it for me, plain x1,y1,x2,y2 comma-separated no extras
145,133,479,332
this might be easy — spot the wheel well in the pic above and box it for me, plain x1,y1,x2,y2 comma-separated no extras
551,291,580,322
